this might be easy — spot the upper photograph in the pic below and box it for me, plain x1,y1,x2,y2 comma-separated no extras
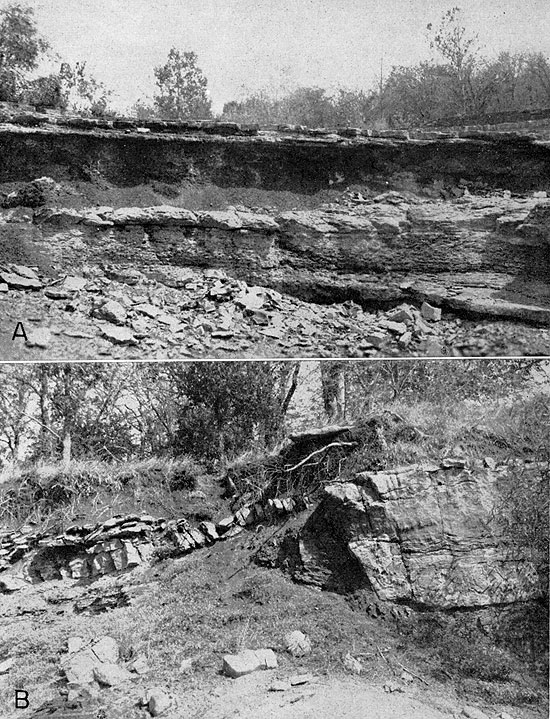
0,0,548,360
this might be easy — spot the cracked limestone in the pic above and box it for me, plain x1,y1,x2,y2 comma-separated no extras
284,461,542,608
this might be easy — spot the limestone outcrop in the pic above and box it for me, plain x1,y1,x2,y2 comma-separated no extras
0,497,299,587
3,193,548,325
1,114,549,195
284,462,542,608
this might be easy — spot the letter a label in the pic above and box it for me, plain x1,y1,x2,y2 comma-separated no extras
12,323,28,342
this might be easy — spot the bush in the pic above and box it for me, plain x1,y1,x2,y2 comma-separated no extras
0,457,204,528
409,611,516,682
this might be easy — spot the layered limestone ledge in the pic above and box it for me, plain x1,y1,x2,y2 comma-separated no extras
4,195,548,324
0,121,549,194
287,462,542,608
0,497,298,587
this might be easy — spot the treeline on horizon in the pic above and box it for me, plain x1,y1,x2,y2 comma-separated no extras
1,3,550,128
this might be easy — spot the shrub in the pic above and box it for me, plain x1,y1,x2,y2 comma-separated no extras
409,611,516,682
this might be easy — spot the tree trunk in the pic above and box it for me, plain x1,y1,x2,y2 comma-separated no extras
39,367,54,458
61,365,73,464
62,430,71,465
321,362,346,422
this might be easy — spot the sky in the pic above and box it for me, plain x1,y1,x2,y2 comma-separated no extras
5,0,550,112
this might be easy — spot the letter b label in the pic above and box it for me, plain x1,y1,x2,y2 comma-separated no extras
15,690,29,708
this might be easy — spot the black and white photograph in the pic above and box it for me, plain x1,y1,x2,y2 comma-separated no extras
0,1,549,719
0,359,548,718
0,0,548,359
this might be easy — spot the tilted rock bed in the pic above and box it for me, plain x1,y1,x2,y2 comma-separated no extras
0,496,301,587
279,459,544,609
1,188,549,359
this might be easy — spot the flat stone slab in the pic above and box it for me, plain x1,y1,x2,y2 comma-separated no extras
222,648,278,678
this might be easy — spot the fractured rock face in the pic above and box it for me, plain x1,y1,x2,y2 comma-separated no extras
286,463,541,608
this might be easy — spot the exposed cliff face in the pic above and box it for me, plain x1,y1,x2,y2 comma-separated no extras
10,195,548,324
0,120,549,359
1,124,549,194
285,462,542,609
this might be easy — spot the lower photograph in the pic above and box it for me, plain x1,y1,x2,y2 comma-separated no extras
0,359,548,719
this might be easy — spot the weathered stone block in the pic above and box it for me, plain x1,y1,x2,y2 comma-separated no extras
199,521,219,541
288,466,542,608
93,662,131,686
123,541,142,567
91,552,115,576
91,636,119,664
222,648,277,678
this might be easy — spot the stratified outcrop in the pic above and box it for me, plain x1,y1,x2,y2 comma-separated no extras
0,497,299,588
4,194,549,325
0,111,548,358
284,462,542,608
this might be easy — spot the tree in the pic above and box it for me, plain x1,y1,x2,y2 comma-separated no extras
320,362,347,421
427,6,490,116
380,62,453,125
153,48,212,120
130,98,158,121
173,363,296,464
57,61,112,116
0,2,48,101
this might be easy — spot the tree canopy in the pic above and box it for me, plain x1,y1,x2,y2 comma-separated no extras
153,48,212,120
0,2,48,101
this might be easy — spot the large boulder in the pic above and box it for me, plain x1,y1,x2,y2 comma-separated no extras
284,462,541,608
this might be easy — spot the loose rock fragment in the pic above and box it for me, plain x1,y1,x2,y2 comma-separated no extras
0,272,42,290
0,657,14,674
383,680,404,693
290,673,314,686
94,299,127,325
67,637,86,654
26,328,52,348
178,657,195,673
63,276,88,292
129,655,149,675
148,688,172,717
284,630,311,657
462,707,490,719
44,287,72,300
222,648,277,678
101,325,136,345
421,301,442,322
91,636,119,664
92,662,131,686
343,652,363,674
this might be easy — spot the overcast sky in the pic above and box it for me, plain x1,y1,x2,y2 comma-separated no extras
7,0,550,112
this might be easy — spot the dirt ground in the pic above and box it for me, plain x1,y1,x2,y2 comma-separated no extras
188,672,459,719
0,525,546,719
